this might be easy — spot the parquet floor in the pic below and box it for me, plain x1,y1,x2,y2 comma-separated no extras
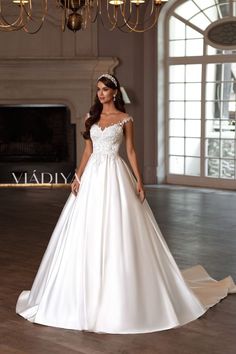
0,185,235,354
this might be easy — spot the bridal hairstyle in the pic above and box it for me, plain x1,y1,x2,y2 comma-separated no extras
82,74,126,140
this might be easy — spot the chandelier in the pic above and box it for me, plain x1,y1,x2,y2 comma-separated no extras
0,0,168,34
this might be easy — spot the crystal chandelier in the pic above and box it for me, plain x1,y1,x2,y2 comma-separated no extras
0,0,168,34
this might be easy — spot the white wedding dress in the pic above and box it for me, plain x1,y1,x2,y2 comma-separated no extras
16,116,236,334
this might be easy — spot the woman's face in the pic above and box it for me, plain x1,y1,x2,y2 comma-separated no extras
97,81,116,104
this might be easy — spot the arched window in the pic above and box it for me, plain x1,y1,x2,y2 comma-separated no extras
158,0,236,189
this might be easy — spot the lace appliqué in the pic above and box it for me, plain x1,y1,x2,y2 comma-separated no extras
89,116,134,166
96,116,134,131
120,116,134,126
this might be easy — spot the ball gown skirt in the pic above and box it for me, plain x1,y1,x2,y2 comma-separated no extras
16,117,236,334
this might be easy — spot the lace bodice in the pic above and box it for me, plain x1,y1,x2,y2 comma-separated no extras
90,116,133,158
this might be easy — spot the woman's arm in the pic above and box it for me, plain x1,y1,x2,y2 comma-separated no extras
71,138,93,196
124,120,145,203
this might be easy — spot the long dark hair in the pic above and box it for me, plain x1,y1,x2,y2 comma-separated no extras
82,74,126,140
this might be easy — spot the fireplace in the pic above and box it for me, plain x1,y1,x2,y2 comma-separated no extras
0,104,76,184
0,57,118,184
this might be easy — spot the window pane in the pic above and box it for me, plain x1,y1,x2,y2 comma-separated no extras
186,65,202,82
169,84,185,100
169,120,185,137
219,3,230,17
205,101,220,119
206,83,218,101
193,0,216,9
221,139,235,158
169,101,185,118
186,102,201,118
204,6,220,22
205,120,220,138
169,16,186,40
222,82,235,102
185,157,200,176
175,1,199,19
169,65,185,83
206,64,217,82
190,12,211,30
229,101,236,118
234,1,236,16
169,40,185,57
221,160,235,179
169,137,184,155
186,120,201,137
221,120,235,139
186,25,203,39
207,45,219,55
186,83,201,100
205,158,220,177
186,39,203,56
206,139,220,157
169,156,184,174
185,138,201,157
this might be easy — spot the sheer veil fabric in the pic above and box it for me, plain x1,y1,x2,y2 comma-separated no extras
16,116,236,334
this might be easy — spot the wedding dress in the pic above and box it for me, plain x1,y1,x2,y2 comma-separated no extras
16,116,236,334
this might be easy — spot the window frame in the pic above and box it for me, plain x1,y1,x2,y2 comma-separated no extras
157,0,236,189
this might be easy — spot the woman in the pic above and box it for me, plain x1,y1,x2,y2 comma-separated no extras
16,74,236,334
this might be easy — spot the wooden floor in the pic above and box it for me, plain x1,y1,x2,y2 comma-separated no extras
0,185,236,354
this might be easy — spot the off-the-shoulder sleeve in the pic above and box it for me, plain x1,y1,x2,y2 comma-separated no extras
120,116,134,126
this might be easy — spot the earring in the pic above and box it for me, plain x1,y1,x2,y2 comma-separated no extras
113,95,116,101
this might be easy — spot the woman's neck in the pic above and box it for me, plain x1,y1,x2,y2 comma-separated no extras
101,102,118,114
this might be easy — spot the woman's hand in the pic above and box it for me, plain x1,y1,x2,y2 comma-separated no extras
71,174,81,196
136,181,145,203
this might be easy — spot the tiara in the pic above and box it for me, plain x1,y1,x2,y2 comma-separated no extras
97,73,118,87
